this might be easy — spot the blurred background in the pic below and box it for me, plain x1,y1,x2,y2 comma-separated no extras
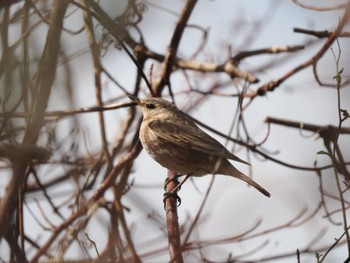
1,0,350,262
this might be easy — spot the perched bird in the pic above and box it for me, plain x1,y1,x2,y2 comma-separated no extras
129,96,270,197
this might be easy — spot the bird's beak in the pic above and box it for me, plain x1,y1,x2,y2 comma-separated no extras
128,95,141,105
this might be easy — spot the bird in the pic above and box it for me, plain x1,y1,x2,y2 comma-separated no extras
129,96,270,197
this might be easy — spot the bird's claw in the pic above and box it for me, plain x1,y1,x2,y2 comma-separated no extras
163,191,181,210
163,177,180,191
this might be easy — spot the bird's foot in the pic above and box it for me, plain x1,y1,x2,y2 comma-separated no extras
163,177,182,209
163,176,180,191
163,191,181,209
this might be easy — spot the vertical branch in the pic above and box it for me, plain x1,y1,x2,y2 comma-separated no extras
82,0,112,169
18,1,32,252
164,170,183,263
0,3,10,81
183,176,215,246
0,0,69,240
331,41,350,256
112,147,141,262
21,0,31,113
113,187,141,263
23,1,68,143
153,0,198,96
320,39,349,263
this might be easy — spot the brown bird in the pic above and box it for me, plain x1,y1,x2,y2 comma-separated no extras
129,96,270,197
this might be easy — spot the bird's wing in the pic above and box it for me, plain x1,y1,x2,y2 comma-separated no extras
148,119,249,165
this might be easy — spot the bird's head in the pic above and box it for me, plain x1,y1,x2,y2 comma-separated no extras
128,96,178,119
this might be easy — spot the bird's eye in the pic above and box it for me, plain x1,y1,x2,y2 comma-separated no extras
145,103,156,110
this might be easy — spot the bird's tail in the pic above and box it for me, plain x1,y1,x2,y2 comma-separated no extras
227,166,271,197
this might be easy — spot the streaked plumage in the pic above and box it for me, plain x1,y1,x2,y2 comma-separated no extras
129,96,270,197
